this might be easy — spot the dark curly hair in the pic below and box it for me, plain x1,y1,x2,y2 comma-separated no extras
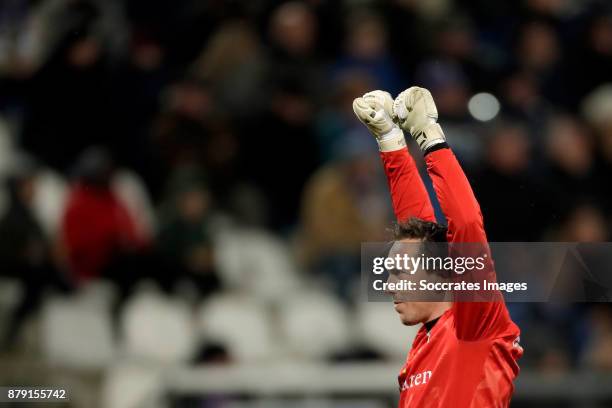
394,217,448,243
392,217,450,278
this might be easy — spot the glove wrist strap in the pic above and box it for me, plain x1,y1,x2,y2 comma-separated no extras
416,123,446,152
377,127,406,152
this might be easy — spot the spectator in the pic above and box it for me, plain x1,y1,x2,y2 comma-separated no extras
60,147,149,285
0,155,66,345
581,84,612,216
434,16,496,91
514,20,566,105
157,166,220,297
330,10,403,95
555,203,609,242
191,21,266,118
582,305,612,370
472,121,551,240
315,70,375,162
266,1,322,100
20,7,119,171
298,134,389,298
500,70,554,138
111,29,168,189
413,59,483,163
568,13,612,105
544,115,604,217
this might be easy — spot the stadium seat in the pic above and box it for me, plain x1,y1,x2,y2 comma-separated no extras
218,399,387,408
112,169,157,236
120,288,196,364
214,227,302,304
277,290,351,360
31,168,68,237
300,399,388,408
0,116,14,182
355,302,419,360
102,363,164,408
196,293,276,362
40,294,116,369
0,278,23,342
0,278,23,309
0,185,6,219
76,279,119,310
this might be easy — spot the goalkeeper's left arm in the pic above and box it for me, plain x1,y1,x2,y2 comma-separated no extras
394,86,511,340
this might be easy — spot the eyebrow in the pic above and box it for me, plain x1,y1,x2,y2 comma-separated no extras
387,267,401,276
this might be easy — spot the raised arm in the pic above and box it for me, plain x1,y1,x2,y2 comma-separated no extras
353,90,435,222
394,87,515,341
392,86,487,244
425,146,486,243
427,146,511,339
380,149,436,223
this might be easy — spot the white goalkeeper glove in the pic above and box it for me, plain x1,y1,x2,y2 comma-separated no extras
393,86,446,152
352,90,406,152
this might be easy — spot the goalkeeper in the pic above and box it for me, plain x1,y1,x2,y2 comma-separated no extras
353,87,523,407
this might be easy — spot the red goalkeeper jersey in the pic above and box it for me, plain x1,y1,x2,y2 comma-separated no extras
380,146,523,408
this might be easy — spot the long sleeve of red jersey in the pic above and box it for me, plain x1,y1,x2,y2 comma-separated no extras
424,147,485,243
425,146,513,341
380,148,436,223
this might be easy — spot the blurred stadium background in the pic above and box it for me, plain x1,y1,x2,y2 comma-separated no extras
0,0,611,407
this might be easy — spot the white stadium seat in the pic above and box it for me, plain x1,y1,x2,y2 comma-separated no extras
214,227,301,304
120,290,196,364
0,116,14,181
76,279,119,310
221,399,387,408
102,363,164,408
278,290,351,360
0,278,23,342
355,302,419,360
41,295,116,369
112,169,157,237
31,168,68,237
196,293,275,362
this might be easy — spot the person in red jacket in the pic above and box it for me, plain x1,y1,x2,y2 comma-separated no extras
61,147,148,285
353,87,523,407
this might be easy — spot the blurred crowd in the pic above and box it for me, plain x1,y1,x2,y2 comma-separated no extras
1,0,612,397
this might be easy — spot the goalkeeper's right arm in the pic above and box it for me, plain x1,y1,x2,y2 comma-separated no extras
352,90,436,222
